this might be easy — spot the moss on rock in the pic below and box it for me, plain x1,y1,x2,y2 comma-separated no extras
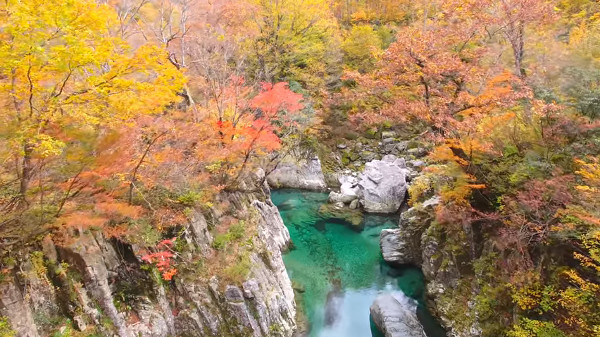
317,204,364,227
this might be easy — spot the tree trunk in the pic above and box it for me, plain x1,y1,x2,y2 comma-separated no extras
511,21,526,78
19,142,34,205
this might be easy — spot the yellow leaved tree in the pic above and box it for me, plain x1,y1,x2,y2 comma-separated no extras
0,0,184,240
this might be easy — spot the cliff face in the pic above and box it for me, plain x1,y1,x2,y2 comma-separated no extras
380,198,482,337
0,189,296,337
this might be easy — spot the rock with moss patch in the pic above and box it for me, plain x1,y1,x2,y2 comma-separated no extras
318,204,364,226
381,131,398,139
380,197,440,266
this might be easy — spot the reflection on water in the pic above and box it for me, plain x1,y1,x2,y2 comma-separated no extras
271,189,445,337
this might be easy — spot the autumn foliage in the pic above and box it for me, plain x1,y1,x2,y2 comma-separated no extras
1,0,599,335
326,0,600,335
0,0,305,283
141,238,178,280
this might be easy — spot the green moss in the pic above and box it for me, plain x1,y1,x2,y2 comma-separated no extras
229,221,246,240
365,127,379,139
342,150,360,164
317,204,364,226
212,221,247,250
177,191,205,206
30,251,48,279
269,323,284,336
224,253,251,283
125,219,161,247
212,234,230,250
0,316,15,337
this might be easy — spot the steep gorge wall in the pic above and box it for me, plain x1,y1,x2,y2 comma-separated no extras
0,189,296,337
381,198,484,337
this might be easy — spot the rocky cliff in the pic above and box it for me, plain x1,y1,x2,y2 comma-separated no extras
0,188,296,337
380,196,482,337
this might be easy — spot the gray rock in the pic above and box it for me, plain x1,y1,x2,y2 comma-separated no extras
328,191,346,203
337,144,348,149
0,277,40,337
187,210,213,256
384,143,397,154
370,293,426,337
127,301,169,337
19,256,61,327
2,187,297,337
407,148,427,158
360,151,377,161
358,155,408,213
395,141,409,153
393,158,406,168
382,131,398,139
329,191,355,204
60,233,134,337
381,197,441,266
380,229,414,265
242,279,260,299
382,137,395,144
225,285,245,303
349,199,359,210
267,156,327,191
73,315,86,331
408,160,426,169
328,175,360,204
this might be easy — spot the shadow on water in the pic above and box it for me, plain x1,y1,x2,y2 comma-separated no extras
271,189,446,337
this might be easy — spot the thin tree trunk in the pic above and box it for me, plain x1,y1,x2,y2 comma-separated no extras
19,142,34,206
128,132,166,204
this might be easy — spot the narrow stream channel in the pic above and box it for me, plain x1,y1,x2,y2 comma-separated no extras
271,189,446,337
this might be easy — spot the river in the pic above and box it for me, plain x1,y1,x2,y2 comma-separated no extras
271,189,446,337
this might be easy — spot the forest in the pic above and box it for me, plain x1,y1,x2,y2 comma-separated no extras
0,0,599,336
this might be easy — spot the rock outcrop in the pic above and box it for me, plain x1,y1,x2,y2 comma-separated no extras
370,293,426,337
0,191,296,337
267,156,327,191
380,193,482,337
380,197,440,266
328,155,409,214
0,277,40,337
380,229,413,266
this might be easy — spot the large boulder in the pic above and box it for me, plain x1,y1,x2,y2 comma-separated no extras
328,175,359,204
358,155,408,213
267,156,327,191
370,293,426,337
380,197,440,266
380,229,414,266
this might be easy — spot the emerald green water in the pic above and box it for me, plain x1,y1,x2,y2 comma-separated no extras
271,189,446,337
